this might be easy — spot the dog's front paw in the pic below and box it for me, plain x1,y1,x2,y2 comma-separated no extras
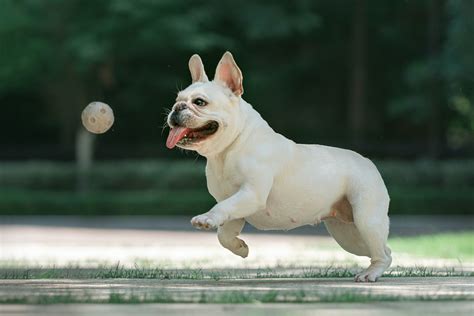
191,213,220,230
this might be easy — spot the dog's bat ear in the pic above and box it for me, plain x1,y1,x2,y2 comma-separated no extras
189,54,209,83
214,51,244,96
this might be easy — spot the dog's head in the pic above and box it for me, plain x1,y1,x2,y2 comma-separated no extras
166,52,245,156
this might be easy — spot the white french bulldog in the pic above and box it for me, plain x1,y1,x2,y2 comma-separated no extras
166,52,392,282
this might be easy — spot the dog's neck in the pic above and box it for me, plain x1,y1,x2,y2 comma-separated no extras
198,98,269,159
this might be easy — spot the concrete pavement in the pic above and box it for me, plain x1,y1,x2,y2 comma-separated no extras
0,216,473,315
2,302,473,316
0,277,473,304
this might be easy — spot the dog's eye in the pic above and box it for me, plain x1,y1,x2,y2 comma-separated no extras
193,98,207,107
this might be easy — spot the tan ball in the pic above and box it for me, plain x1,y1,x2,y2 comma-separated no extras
81,101,114,134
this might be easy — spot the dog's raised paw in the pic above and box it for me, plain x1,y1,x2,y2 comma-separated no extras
234,238,249,258
191,214,218,230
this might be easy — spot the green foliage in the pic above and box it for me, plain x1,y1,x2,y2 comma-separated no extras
388,0,474,152
0,160,206,190
0,0,472,155
444,0,474,148
376,159,474,187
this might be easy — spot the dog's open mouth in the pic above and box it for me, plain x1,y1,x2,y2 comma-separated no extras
166,121,219,149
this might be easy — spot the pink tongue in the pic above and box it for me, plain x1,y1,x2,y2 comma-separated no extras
166,127,191,149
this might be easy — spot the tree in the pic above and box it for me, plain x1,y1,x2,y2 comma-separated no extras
0,0,472,160
349,0,368,147
443,0,474,151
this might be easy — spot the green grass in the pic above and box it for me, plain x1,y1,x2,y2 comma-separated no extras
390,232,474,260
1,290,471,304
0,265,470,280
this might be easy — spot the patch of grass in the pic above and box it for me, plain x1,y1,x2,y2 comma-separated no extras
197,291,279,304
389,232,474,260
1,265,471,280
1,290,471,305
97,264,209,280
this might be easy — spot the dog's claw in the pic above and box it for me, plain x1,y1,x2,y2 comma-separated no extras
355,269,380,283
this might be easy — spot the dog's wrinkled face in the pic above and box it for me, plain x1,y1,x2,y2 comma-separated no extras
166,52,244,156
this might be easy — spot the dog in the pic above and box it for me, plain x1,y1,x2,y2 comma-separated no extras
166,52,392,282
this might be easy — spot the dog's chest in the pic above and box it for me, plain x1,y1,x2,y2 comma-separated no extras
205,161,241,202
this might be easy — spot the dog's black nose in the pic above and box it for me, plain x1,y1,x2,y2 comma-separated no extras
174,102,187,112
169,111,181,127
169,103,187,127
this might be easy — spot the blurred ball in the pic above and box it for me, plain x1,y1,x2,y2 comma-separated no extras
81,101,114,134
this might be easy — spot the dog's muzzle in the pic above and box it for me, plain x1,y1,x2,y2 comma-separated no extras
169,103,188,127
169,111,182,127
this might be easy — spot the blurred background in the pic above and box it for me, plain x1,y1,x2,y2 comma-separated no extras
0,0,473,217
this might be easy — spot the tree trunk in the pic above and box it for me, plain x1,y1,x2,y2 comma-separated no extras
76,128,96,193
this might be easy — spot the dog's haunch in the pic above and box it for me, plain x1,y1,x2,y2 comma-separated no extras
81,101,114,134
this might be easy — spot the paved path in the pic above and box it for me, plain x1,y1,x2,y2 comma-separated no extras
0,277,472,303
1,216,473,315
1,302,473,316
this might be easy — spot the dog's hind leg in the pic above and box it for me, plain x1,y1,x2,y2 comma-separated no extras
324,218,370,257
350,189,392,282
324,191,392,282
217,218,249,258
